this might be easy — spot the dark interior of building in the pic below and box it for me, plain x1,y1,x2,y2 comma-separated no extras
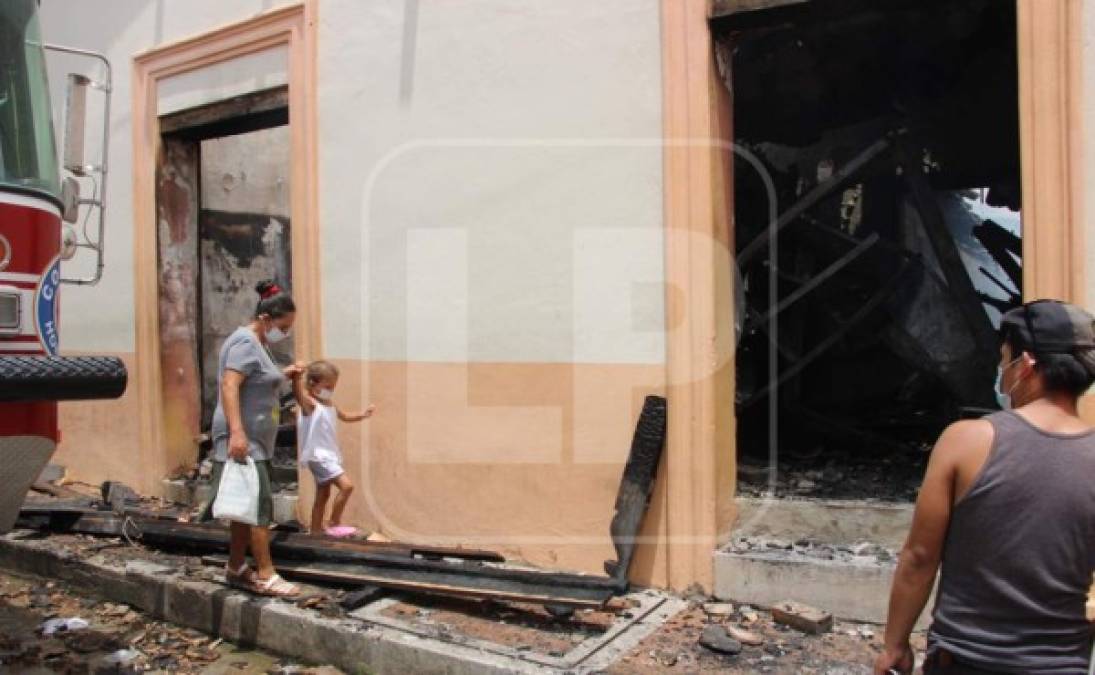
715,0,1023,500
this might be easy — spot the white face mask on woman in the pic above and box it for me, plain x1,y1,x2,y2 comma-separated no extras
266,322,290,343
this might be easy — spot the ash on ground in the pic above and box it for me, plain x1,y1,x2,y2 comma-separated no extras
737,450,928,502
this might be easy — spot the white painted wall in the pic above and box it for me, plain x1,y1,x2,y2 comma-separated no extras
38,0,667,363
317,0,666,364
38,0,296,353
158,46,287,116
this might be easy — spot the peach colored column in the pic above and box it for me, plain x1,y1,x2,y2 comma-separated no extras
661,0,737,591
131,3,321,491
1017,0,1085,303
1017,0,1094,609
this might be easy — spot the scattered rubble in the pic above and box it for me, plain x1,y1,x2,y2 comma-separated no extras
729,535,896,566
726,624,765,647
771,601,834,635
699,624,743,655
380,595,616,658
702,602,735,617
0,569,336,673
737,455,927,502
609,601,927,674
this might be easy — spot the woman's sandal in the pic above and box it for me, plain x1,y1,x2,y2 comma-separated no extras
225,562,255,589
250,573,301,598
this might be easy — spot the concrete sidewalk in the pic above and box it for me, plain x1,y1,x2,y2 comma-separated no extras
0,532,683,674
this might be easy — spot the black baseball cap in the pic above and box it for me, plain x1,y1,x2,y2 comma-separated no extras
1000,299,1095,376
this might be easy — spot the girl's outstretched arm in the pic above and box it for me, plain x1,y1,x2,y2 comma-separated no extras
338,404,376,423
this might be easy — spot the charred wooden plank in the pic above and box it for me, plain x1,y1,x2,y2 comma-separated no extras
898,139,998,362
604,396,667,585
737,136,892,266
202,555,615,608
15,508,507,565
741,259,916,409
338,586,387,611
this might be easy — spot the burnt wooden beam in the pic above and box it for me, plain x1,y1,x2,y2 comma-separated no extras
202,555,616,609
159,86,289,139
897,140,999,368
710,0,951,31
603,396,667,585
711,0,809,19
746,232,879,331
15,508,505,564
339,586,387,611
741,259,916,409
737,136,892,267
973,219,1022,292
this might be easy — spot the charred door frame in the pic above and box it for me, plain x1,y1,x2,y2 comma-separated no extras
131,3,320,487
156,87,290,460
660,0,1088,592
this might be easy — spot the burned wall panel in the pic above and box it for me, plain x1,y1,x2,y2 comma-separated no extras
720,0,1024,498
156,138,202,469
198,125,293,428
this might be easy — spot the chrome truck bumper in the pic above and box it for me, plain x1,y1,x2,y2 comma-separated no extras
0,355,127,531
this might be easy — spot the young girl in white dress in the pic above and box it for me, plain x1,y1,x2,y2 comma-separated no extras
291,360,375,537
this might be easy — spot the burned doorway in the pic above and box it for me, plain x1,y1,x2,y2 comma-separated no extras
155,86,296,477
715,1,1023,501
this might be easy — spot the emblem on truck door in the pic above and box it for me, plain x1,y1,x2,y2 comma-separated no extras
34,256,60,355
0,234,10,271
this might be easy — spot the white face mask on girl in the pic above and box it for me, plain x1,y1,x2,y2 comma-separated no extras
314,388,334,402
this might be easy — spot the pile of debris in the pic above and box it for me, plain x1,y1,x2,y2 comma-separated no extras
606,595,921,673
727,536,896,567
721,0,1023,468
736,452,927,501
0,571,332,673
18,396,669,620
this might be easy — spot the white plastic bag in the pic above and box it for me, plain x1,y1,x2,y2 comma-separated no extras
212,458,260,525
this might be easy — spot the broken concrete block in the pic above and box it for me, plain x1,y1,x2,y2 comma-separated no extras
703,602,735,617
161,479,193,507
738,605,760,624
101,481,138,513
699,624,743,655
771,600,833,635
726,624,765,646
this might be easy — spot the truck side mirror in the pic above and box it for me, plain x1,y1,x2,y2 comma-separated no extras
63,73,90,177
60,176,79,224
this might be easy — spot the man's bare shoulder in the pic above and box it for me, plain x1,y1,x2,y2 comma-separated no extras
934,418,995,458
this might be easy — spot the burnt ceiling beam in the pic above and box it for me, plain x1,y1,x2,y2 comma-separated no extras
710,0,952,32
736,134,892,267
896,138,1000,373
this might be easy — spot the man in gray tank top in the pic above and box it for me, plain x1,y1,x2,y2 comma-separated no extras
876,300,1095,675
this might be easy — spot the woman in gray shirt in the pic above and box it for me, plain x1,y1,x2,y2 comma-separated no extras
204,280,301,598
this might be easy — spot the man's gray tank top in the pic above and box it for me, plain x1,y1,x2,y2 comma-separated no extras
929,410,1095,674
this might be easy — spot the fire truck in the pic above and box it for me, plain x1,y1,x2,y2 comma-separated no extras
0,1,126,530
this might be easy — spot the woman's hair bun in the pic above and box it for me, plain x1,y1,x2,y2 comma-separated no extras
255,280,280,298
253,279,294,318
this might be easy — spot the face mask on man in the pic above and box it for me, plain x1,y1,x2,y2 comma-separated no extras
994,355,1025,410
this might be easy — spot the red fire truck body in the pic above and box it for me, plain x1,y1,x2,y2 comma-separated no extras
0,0,126,530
